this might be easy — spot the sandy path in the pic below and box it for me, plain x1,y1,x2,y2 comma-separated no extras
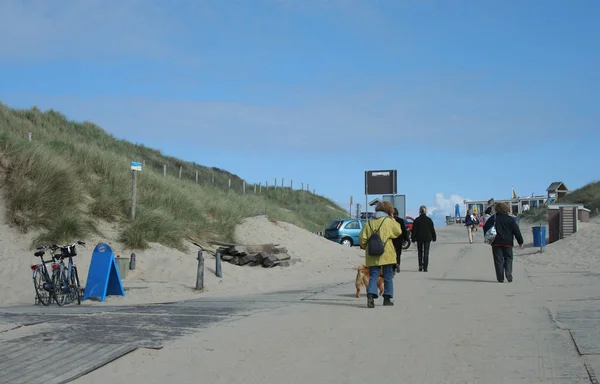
74,226,590,383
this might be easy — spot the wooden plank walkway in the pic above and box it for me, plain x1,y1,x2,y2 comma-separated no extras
0,341,137,384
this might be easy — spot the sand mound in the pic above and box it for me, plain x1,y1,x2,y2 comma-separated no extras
0,205,364,307
517,218,600,270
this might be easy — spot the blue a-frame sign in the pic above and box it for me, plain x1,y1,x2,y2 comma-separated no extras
82,243,125,302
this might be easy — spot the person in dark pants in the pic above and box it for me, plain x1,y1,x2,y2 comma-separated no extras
410,205,437,272
391,208,409,273
483,202,524,282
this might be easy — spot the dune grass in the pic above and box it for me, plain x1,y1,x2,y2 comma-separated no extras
0,103,348,250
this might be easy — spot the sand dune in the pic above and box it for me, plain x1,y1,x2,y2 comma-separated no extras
0,205,365,307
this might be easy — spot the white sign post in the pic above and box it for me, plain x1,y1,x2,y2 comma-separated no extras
130,161,142,220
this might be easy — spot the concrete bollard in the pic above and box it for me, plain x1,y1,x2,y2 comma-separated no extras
195,250,204,291
215,251,222,278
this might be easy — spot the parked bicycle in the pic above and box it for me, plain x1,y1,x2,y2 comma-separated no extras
52,241,86,306
31,246,60,306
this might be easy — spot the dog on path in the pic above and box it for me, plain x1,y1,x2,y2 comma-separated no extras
355,264,384,298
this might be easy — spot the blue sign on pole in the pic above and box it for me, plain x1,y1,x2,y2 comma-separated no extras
130,161,142,171
82,243,125,302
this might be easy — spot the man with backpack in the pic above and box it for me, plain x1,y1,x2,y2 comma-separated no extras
359,201,402,308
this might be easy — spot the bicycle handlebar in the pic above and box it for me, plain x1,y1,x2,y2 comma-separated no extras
36,241,86,251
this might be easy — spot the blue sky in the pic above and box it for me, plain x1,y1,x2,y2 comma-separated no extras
1,0,599,225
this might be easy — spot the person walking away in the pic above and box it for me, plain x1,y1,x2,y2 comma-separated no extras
483,202,524,283
411,206,437,272
391,207,409,273
465,210,476,243
359,201,401,308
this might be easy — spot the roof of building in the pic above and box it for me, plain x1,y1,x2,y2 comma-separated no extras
546,181,568,192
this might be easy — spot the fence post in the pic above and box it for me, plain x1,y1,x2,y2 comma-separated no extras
163,164,166,177
215,250,222,278
212,174,215,184
259,183,262,193
307,183,310,192
196,170,198,183
228,178,231,188
275,178,277,189
313,189,315,194
28,132,32,142
179,166,182,178
243,180,246,194
301,182,304,190
282,178,284,188
254,184,257,193
195,249,204,290
290,180,293,189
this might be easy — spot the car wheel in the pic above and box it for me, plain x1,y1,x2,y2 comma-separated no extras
341,238,353,247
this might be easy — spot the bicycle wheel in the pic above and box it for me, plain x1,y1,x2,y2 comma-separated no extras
33,269,52,306
71,266,82,305
52,268,68,306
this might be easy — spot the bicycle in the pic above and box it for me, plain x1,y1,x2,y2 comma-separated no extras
52,241,86,306
31,247,60,306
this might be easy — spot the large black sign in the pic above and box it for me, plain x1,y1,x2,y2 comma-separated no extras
365,170,397,195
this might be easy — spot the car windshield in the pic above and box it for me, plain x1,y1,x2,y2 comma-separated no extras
326,221,341,230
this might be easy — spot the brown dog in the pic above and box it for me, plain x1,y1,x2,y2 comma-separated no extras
355,264,384,298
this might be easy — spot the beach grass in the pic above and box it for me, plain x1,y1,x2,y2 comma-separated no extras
0,103,349,249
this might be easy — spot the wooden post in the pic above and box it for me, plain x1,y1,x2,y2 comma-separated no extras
163,164,166,177
275,178,277,189
301,182,304,191
195,250,204,290
212,174,215,184
178,166,182,178
290,180,293,189
195,170,198,183
228,178,231,188
266,181,269,189
143,160,146,167
313,189,315,194
259,183,262,193
28,132,32,142
282,178,284,188
131,170,137,220
215,251,222,278
307,183,310,192
254,184,257,193
243,180,246,194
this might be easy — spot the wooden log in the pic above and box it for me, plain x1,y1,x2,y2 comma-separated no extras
275,253,291,261
262,254,280,268
239,254,259,266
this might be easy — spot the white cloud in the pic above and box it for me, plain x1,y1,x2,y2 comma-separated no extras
408,192,468,226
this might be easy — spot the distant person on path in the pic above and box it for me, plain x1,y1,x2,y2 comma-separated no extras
391,207,409,273
483,202,524,283
411,206,437,272
465,210,476,243
359,201,401,308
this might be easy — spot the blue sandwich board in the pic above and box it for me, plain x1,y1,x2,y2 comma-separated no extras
82,243,125,302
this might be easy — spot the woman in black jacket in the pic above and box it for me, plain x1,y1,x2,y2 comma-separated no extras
392,208,409,273
483,202,524,282
411,206,437,272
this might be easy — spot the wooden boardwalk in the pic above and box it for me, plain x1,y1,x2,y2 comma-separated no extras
0,296,296,384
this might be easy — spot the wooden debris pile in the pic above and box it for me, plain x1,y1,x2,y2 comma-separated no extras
216,243,292,268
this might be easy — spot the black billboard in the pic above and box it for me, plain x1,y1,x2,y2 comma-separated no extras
364,170,397,195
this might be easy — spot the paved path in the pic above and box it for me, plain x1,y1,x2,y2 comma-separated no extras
3,233,600,383
73,239,598,384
